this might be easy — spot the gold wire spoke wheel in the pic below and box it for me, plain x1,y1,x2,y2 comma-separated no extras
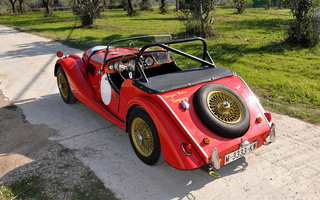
207,89,243,124
131,117,154,157
58,72,68,99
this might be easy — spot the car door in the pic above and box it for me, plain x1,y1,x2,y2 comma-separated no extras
99,70,120,114
87,52,121,115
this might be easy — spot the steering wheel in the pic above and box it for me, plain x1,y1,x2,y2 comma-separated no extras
117,54,143,80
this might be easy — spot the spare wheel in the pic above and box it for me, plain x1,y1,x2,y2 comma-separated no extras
193,83,250,138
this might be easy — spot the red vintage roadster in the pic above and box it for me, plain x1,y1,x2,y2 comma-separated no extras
54,35,276,172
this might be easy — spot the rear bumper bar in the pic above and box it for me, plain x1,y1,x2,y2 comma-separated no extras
211,123,276,170
211,147,220,170
263,123,276,145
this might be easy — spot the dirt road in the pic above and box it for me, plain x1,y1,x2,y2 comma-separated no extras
0,25,319,200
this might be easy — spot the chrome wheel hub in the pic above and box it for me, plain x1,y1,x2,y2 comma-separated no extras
136,131,143,146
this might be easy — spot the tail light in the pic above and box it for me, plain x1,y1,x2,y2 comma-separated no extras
181,142,192,156
264,113,272,122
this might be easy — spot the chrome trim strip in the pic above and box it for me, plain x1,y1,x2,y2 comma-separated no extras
211,148,220,170
238,76,272,127
156,94,209,163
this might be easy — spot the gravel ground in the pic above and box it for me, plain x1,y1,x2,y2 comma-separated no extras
0,90,118,200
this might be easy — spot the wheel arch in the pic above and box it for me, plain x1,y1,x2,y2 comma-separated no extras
125,96,206,170
54,54,85,77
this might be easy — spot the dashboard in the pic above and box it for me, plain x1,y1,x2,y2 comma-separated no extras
106,51,174,74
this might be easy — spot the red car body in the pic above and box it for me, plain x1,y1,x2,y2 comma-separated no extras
54,35,276,171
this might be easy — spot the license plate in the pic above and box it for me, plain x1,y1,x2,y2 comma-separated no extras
224,141,257,165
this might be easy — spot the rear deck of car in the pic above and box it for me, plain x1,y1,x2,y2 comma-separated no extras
132,65,236,94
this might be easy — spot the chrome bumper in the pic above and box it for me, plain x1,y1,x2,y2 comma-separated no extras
263,123,276,145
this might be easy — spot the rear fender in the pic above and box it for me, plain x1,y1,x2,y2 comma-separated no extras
126,96,206,170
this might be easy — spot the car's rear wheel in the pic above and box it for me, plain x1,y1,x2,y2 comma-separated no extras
57,66,77,104
193,83,250,138
128,107,161,165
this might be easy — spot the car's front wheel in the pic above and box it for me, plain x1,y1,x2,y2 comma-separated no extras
128,107,161,165
57,66,77,104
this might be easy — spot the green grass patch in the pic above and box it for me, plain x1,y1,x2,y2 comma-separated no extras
0,175,48,200
1,7,319,123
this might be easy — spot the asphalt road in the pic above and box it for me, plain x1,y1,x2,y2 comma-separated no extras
0,25,319,200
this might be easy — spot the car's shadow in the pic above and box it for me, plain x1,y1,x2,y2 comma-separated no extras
6,93,250,199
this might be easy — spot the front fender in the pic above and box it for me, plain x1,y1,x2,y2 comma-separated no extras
54,54,86,77
126,96,206,170
55,55,125,129
54,54,94,102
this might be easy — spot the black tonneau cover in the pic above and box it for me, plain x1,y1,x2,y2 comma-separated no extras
132,65,236,94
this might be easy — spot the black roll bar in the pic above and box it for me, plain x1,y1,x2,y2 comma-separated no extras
136,37,216,83
101,34,172,68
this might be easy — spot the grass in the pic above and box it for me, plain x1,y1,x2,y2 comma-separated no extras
0,7,319,123
0,175,48,200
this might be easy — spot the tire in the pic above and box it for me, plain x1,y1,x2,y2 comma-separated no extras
57,66,77,104
128,107,161,165
193,83,250,138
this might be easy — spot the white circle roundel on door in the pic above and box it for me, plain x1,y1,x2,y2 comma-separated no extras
100,74,111,105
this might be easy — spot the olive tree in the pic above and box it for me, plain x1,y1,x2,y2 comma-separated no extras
140,0,152,10
72,0,103,27
181,0,219,37
233,0,252,14
126,0,139,16
283,0,320,46
160,0,167,13
8,0,17,14
43,0,51,16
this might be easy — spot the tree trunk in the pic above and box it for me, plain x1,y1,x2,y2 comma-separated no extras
18,0,23,12
176,0,179,12
43,0,51,16
9,0,17,14
160,0,166,13
127,0,134,16
198,0,205,36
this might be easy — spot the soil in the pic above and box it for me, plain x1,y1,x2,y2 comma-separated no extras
0,89,118,199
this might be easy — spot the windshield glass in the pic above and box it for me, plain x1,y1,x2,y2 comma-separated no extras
107,35,172,52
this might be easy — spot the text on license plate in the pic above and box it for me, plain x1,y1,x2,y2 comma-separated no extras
224,141,257,165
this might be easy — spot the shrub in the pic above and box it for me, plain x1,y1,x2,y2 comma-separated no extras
72,0,102,27
139,0,153,11
233,0,253,14
185,18,215,37
308,4,320,46
159,0,168,14
284,0,320,46
180,0,218,37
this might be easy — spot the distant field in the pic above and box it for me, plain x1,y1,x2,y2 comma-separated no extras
1,7,319,122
